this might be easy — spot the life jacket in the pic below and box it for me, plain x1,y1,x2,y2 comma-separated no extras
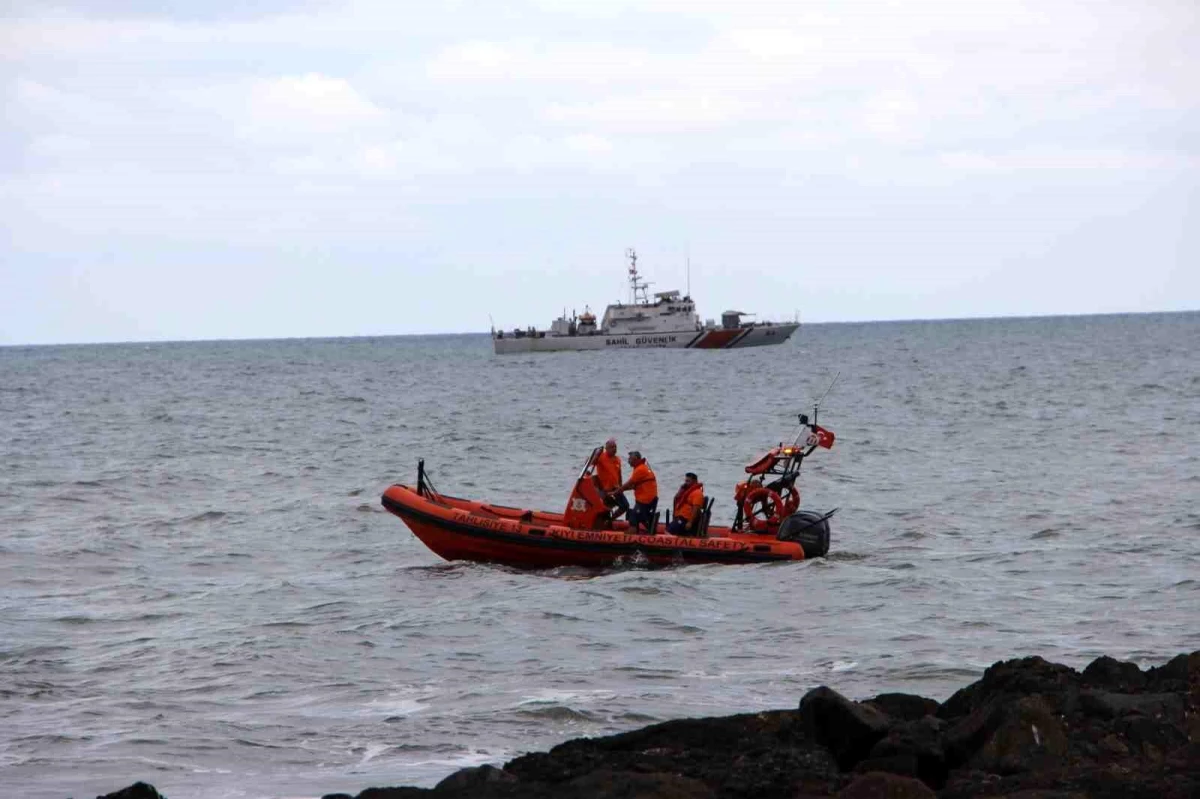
673,482,705,522
629,462,658,505
595,450,622,492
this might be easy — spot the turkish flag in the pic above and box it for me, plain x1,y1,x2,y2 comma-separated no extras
814,426,835,449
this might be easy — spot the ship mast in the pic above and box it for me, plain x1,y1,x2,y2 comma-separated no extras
627,248,651,306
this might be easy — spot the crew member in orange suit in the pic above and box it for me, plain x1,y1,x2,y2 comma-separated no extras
595,438,629,520
619,451,659,534
667,472,705,536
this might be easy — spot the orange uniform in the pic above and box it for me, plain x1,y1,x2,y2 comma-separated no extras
595,450,623,492
629,462,658,505
673,482,705,523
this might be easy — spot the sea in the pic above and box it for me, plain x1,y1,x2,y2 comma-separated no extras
2,312,1198,799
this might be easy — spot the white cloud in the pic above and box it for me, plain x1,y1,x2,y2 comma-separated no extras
424,39,669,91
252,74,384,123
2,0,1197,342
27,134,93,158
939,149,1200,173
12,78,126,128
546,91,751,134
860,90,923,143
565,133,613,154
188,73,387,145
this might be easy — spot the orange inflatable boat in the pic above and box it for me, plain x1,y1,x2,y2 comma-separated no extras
381,413,837,569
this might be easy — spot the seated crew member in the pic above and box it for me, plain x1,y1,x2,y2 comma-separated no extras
667,472,705,536
619,451,658,534
595,438,629,521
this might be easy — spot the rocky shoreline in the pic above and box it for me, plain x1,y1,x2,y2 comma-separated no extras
99,651,1197,799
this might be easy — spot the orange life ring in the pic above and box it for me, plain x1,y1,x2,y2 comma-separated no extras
742,487,785,531
782,487,800,516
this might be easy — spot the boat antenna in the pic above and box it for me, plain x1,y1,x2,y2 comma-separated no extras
810,372,841,425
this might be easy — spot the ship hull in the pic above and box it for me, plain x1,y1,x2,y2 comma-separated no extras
493,323,798,354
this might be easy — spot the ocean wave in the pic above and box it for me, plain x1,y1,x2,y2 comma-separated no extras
514,705,597,722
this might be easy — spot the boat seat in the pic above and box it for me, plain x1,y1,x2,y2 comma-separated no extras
692,498,715,538
634,510,660,535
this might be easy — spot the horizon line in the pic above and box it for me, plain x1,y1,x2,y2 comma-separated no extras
2,307,1196,349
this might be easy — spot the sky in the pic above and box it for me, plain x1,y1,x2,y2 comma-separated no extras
1,0,1197,345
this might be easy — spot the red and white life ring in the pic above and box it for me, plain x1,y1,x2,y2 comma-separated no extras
742,487,785,531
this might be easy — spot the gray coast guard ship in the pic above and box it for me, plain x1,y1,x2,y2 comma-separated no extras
492,250,799,354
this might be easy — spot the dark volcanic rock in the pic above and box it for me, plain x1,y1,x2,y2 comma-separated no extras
506,709,842,798
1081,655,1147,690
434,764,518,791
563,768,716,798
798,685,892,770
937,656,1081,721
837,771,937,798
862,715,948,786
98,649,1200,799
98,784,164,799
865,693,941,722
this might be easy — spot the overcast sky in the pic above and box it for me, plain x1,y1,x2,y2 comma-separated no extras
2,0,1196,344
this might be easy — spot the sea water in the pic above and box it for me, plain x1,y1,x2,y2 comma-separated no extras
2,313,1197,798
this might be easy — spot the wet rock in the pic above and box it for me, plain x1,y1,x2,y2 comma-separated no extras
1165,740,1200,769
1079,690,1184,720
938,656,1080,721
1120,714,1189,756
1145,652,1199,689
434,764,517,791
836,771,936,798
798,686,892,770
864,693,940,722
944,693,1069,775
1081,656,1146,690
966,695,1068,775
1097,733,1129,757
507,709,840,798
97,784,164,799
863,715,948,786
564,769,715,798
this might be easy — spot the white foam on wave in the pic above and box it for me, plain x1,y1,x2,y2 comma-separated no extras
408,748,512,772
361,696,428,717
356,742,389,766
516,688,616,706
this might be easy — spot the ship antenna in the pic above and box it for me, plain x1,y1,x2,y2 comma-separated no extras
626,247,650,305
686,246,691,298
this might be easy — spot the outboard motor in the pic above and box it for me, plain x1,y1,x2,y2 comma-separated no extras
777,510,833,558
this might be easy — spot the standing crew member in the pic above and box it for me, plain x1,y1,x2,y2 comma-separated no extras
667,472,705,536
595,438,629,521
619,451,658,534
